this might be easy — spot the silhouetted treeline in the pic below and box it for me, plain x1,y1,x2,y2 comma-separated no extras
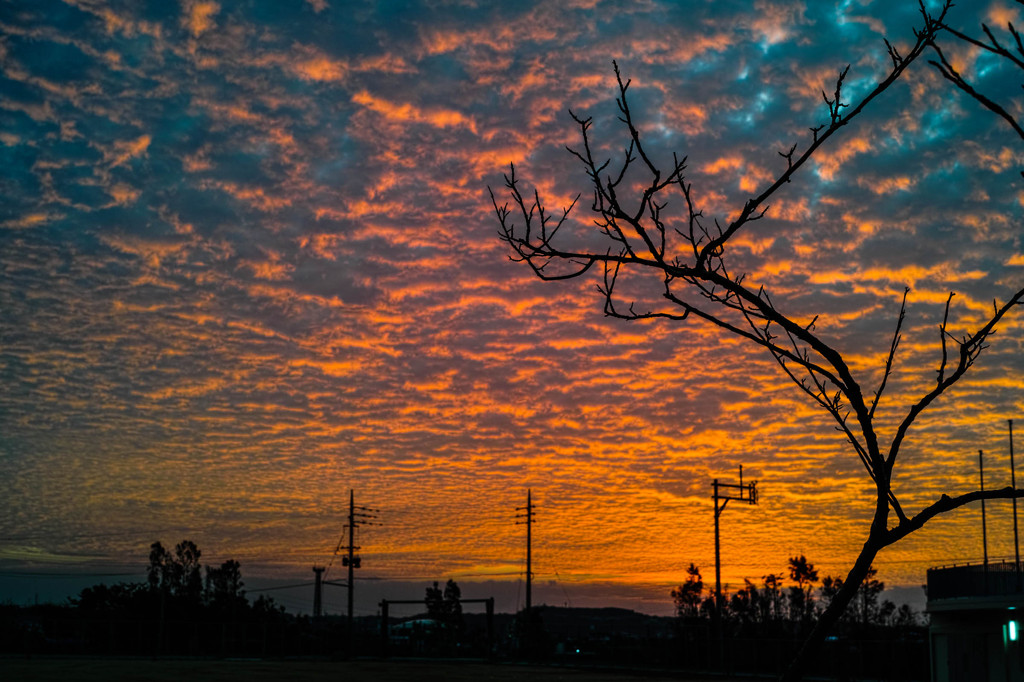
0,539,363,657
669,556,927,679
671,556,920,635
1,543,926,679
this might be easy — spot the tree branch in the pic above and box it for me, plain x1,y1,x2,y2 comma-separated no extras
887,287,1024,471
928,41,1024,140
695,5,947,268
884,486,1024,546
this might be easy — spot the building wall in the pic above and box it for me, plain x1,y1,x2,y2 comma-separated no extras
930,608,1021,682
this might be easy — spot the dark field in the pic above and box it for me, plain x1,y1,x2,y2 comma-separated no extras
1,658,744,682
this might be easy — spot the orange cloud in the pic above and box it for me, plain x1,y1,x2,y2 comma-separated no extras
107,182,141,206
771,198,811,222
268,44,352,83
293,53,347,82
105,135,151,168
100,234,190,269
288,357,364,378
209,181,293,212
703,156,744,174
813,134,873,180
183,1,220,38
353,53,414,75
748,0,809,46
862,175,915,195
1,212,58,229
69,1,164,39
241,258,293,281
182,148,213,172
419,28,467,56
351,91,478,133
988,3,1022,26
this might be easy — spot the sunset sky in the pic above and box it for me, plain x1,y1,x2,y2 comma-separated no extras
1,0,1023,617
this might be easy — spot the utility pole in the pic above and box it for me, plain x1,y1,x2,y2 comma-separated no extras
712,465,758,614
516,489,536,613
979,450,989,566
1011,420,1020,587
712,465,758,668
339,489,378,649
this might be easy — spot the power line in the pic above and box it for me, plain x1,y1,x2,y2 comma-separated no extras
246,582,315,593
0,527,196,543
0,571,141,578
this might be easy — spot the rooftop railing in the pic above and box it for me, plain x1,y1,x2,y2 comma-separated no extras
927,560,1024,601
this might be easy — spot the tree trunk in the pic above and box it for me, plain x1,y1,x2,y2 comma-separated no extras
779,536,883,681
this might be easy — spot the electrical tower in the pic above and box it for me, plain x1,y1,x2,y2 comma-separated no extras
516,489,536,612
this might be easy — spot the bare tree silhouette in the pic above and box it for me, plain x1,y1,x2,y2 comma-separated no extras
491,2,1024,679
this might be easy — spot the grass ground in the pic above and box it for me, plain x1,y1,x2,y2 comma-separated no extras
1,657,746,681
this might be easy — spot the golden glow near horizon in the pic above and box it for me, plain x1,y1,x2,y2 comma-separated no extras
0,1,1022,615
